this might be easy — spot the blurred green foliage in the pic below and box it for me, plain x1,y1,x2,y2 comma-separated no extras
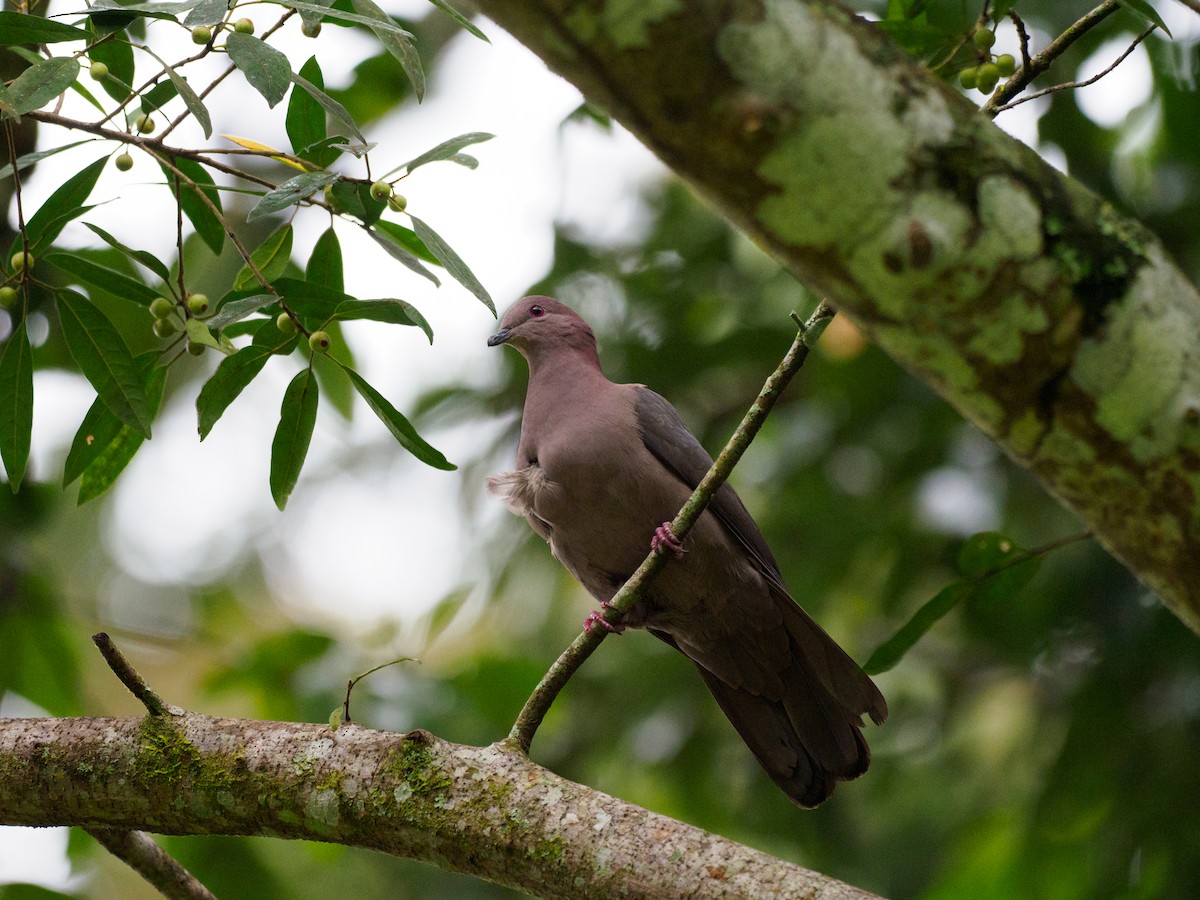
4,3,1200,899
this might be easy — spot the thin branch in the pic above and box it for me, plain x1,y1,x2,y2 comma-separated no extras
1010,10,1032,71
91,632,171,717
985,0,1121,115
508,301,837,753
990,25,1156,115
85,828,217,900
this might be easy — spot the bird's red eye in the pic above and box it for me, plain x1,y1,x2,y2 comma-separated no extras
529,305,545,317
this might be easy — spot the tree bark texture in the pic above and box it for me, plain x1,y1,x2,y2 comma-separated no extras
0,714,879,899
469,0,1200,632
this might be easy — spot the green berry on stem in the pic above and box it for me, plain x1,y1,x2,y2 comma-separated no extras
973,28,995,51
191,25,212,44
187,341,206,356
276,312,298,335
135,114,156,134
150,297,175,319
995,53,1016,77
234,18,255,34
369,180,392,201
10,251,33,273
0,286,17,308
976,62,1000,94
959,67,978,90
89,62,109,81
153,317,177,338
301,21,321,38
187,293,210,315
308,330,331,352
387,193,407,212
115,152,134,172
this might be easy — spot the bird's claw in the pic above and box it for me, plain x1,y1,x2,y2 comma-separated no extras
584,603,624,635
651,521,686,558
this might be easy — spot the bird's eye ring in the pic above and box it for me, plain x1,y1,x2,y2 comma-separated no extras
529,305,545,318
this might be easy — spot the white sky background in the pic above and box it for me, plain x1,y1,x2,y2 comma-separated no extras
1,0,1193,889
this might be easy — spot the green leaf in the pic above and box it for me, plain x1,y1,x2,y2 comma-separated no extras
206,292,275,329
287,0,333,30
56,289,152,438
291,72,364,142
270,277,346,321
235,224,294,290
225,33,292,108
84,222,172,282
863,581,971,676
141,45,211,136
373,219,439,265
270,367,319,509
276,0,414,35
76,361,168,504
409,214,493,313
18,157,106,255
0,12,91,44
351,0,424,101
956,531,1019,576
340,364,454,470
63,394,124,487
390,132,493,177
86,27,135,104
197,319,298,439
307,227,343,292
140,78,178,113
334,298,432,343
7,56,79,115
0,322,34,491
249,171,340,221
426,0,488,41
286,57,339,166
164,157,225,255
183,0,229,26
1118,0,1171,37
328,179,385,225
0,140,93,181
185,318,230,354
368,223,440,285
44,252,163,307
971,555,1042,609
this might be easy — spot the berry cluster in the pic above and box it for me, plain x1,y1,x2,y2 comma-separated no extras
958,27,1016,95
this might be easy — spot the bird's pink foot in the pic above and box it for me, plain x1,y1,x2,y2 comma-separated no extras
651,521,686,558
584,602,624,635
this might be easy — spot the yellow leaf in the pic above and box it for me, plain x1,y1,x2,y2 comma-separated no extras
222,135,309,172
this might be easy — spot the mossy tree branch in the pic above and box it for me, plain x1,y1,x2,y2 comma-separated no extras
0,714,879,900
469,0,1200,633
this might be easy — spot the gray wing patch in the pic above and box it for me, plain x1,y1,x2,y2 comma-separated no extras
633,387,783,581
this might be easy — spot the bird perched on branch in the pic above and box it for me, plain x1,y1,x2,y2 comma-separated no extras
487,296,887,807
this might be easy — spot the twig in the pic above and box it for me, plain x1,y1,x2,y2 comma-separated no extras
91,632,170,716
508,300,837,753
990,25,1156,115
1010,10,1032,71
85,828,217,900
985,1,1121,115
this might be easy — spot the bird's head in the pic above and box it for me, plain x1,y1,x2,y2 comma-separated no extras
487,296,599,367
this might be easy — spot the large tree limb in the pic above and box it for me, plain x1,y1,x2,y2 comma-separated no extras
470,0,1200,631
0,714,877,899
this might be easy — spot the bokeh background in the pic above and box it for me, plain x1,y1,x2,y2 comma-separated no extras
3,2,1200,897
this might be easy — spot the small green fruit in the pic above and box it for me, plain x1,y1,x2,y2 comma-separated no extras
135,114,156,134
308,330,331,352
191,25,212,45
995,53,1016,77
10,251,33,273
369,180,393,201
234,18,255,34
0,286,17,308
150,297,175,319
959,67,978,90
89,62,109,81
115,152,134,172
387,193,408,212
187,293,210,315
276,312,298,335
301,21,321,38
153,317,177,338
187,341,206,356
973,28,995,51
976,62,1000,94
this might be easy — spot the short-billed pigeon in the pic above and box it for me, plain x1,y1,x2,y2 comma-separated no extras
487,296,887,807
